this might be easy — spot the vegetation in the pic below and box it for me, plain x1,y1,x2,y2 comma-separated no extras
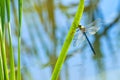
0,0,22,80
51,0,84,80
0,0,120,80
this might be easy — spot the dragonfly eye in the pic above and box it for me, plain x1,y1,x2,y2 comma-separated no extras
78,24,81,26
78,25,86,32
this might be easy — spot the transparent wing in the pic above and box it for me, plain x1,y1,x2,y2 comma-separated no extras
85,19,102,35
73,30,85,47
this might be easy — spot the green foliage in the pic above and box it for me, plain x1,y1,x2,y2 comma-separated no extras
0,0,22,80
0,10,4,80
6,0,15,80
17,0,22,80
0,0,9,80
51,0,84,80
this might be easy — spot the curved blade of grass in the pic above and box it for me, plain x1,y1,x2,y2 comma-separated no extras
18,0,22,80
5,0,15,80
51,0,84,80
0,1,9,80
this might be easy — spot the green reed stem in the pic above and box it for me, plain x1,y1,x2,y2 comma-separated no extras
0,0,9,80
0,16,4,80
51,0,84,80
18,0,22,80
5,0,15,80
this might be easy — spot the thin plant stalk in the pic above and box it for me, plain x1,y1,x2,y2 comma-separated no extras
0,0,9,80
0,55,4,80
51,0,84,80
0,21,8,80
5,0,15,80
18,0,22,80
0,16,4,80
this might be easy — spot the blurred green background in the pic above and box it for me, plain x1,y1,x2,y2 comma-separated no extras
5,0,120,80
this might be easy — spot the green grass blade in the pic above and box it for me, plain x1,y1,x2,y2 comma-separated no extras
0,56,4,80
5,0,15,80
8,23,15,80
0,30,4,80
0,1,9,80
0,0,5,33
51,0,84,80
5,0,10,21
0,24,8,80
0,14,4,80
18,0,22,80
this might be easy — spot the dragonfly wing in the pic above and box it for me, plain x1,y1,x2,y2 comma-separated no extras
73,31,85,47
86,25,100,35
73,30,80,40
85,19,102,35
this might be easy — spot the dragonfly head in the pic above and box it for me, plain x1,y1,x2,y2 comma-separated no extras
78,25,86,32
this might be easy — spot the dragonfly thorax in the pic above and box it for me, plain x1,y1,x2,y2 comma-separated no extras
78,25,86,32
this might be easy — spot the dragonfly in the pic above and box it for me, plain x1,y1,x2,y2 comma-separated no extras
73,19,102,55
